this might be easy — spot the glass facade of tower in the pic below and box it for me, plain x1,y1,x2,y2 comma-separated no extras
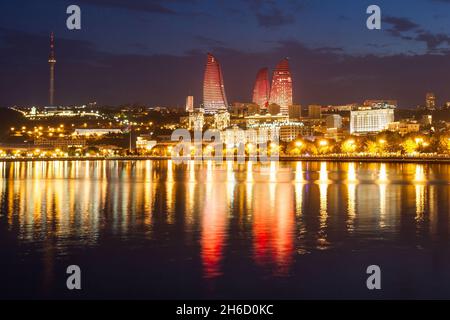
252,68,270,108
269,58,293,116
203,53,228,114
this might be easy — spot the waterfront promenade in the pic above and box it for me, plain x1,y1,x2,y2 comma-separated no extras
1,155,450,164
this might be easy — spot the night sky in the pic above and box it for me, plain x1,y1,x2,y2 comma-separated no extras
1,0,450,108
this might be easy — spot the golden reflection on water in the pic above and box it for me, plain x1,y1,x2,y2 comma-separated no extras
0,160,449,279
347,163,357,232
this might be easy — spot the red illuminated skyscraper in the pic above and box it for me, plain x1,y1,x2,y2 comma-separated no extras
203,53,228,114
252,68,270,109
269,58,293,116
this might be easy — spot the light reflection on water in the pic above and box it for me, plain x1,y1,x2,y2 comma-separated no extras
1,160,450,298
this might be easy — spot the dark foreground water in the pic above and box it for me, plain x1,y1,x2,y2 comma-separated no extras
0,160,449,299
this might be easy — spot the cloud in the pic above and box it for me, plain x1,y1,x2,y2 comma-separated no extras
415,31,450,50
383,15,450,51
383,16,419,34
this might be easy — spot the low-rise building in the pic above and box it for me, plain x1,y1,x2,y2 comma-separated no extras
74,128,122,136
34,137,86,150
388,121,420,136
136,135,157,151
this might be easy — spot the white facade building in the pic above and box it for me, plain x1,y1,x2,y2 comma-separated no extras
350,108,394,134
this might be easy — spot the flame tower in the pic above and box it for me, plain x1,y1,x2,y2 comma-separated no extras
48,32,56,106
269,58,292,116
203,53,228,114
252,68,270,109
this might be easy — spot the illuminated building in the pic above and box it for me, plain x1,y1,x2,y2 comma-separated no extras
34,137,86,150
74,128,122,136
203,53,228,114
188,108,205,131
245,114,288,127
308,105,322,119
350,107,395,134
232,102,259,117
269,58,293,116
324,104,356,112
48,32,56,106
421,114,432,126
214,107,230,130
222,125,247,146
279,123,311,142
363,100,397,108
426,93,436,110
252,68,270,108
288,104,301,119
185,96,194,112
136,136,157,150
326,114,342,129
221,125,280,146
388,121,420,136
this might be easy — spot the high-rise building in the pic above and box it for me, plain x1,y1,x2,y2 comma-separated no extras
186,95,194,112
350,108,395,134
48,32,56,106
308,105,322,119
288,104,301,119
326,114,342,129
269,58,293,116
252,68,270,108
426,93,436,110
203,53,228,114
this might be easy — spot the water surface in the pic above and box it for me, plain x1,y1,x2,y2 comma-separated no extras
0,160,449,299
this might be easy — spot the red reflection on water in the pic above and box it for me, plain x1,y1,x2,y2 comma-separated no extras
201,178,228,279
253,181,294,276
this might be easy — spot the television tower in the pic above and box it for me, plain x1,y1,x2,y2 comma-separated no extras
48,32,56,106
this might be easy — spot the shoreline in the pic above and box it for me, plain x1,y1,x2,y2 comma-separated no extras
1,155,450,164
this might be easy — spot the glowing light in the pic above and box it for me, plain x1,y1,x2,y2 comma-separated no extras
379,163,388,182
246,161,253,183
270,161,277,183
414,165,425,182
295,161,304,183
347,163,357,182
319,162,328,183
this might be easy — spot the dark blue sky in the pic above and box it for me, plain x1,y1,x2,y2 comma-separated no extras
1,0,450,108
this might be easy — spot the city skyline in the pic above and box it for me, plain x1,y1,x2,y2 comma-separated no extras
1,0,450,108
